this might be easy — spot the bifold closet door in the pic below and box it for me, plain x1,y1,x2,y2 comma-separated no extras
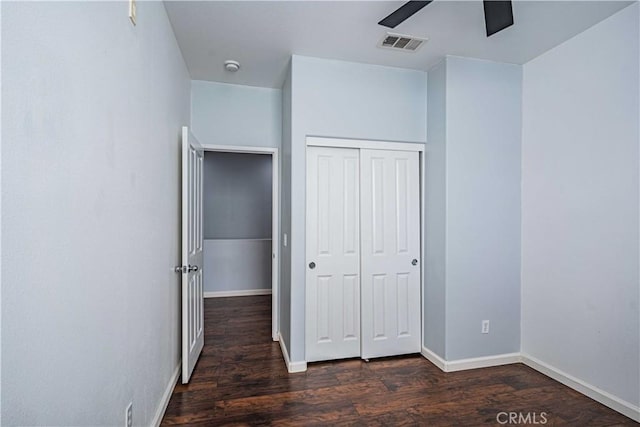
360,149,421,360
306,146,361,362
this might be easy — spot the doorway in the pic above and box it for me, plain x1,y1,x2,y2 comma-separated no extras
200,144,280,341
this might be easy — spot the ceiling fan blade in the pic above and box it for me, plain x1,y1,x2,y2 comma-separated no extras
378,1,433,29
483,0,514,37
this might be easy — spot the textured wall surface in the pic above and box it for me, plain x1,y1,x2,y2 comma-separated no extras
1,2,190,425
522,3,639,407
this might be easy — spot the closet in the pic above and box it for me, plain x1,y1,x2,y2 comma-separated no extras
305,144,422,362
203,151,272,295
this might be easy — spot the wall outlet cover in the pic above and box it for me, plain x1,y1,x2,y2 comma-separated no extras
482,320,490,334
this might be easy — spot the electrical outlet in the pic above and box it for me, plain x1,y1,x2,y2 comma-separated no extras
482,320,490,334
128,0,136,26
125,402,133,427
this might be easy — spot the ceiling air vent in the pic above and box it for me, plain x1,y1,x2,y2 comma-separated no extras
379,32,428,52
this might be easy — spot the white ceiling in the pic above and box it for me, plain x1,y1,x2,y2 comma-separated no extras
164,0,632,88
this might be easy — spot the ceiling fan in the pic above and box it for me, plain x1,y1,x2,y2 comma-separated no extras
378,0,514,37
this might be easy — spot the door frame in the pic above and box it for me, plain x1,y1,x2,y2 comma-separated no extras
200,143,280,341
305,136,426,359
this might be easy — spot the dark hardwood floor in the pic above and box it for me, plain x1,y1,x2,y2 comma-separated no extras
162,296,636,426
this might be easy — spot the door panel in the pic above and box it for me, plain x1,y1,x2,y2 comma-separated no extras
181,127,204,383
360,149,421,359
306,146,361,362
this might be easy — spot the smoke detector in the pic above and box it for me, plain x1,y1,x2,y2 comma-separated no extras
378,32,428,52
224,60,240,72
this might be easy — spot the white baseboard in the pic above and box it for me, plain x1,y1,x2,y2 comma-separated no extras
421,346,520,372
277,332,307,373
447,352,522,372
419,347,639,422
204,289,272,298
420,346,447,371
521,353,640,423
151,362,181,427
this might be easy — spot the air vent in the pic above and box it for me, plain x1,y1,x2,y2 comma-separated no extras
379,32,428,52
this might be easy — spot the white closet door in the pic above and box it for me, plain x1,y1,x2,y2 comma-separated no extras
360,149,421,359
306,146,361,362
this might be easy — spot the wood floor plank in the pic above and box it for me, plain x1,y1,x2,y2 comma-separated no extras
161,296,637,426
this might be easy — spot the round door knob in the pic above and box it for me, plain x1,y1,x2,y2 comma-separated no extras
412,259,418,266
309,262,316,270
189,265,199,272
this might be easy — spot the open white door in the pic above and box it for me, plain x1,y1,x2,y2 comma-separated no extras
180,126,204,383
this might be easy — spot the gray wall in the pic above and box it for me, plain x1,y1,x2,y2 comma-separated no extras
203,152,272,239
287,55,428,362
203,240,272,292
424,56,522,361
280,63,292,349
1,2,190,426
424,60,447,357
202,152,272,293
191,80,281,148
522,3,639,406
1,3,3,418
445,56,522,360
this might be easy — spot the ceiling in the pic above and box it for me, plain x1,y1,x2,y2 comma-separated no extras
164,1,632,88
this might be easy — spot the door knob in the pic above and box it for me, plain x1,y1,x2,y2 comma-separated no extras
188,265,199,272
309,262,316,270
174,265,187,273
412,259,418,266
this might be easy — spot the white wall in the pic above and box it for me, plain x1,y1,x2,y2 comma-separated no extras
1,2,190,425
522,2,639,408
445,56,522,360
287,55,428,361
191,80,281,147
